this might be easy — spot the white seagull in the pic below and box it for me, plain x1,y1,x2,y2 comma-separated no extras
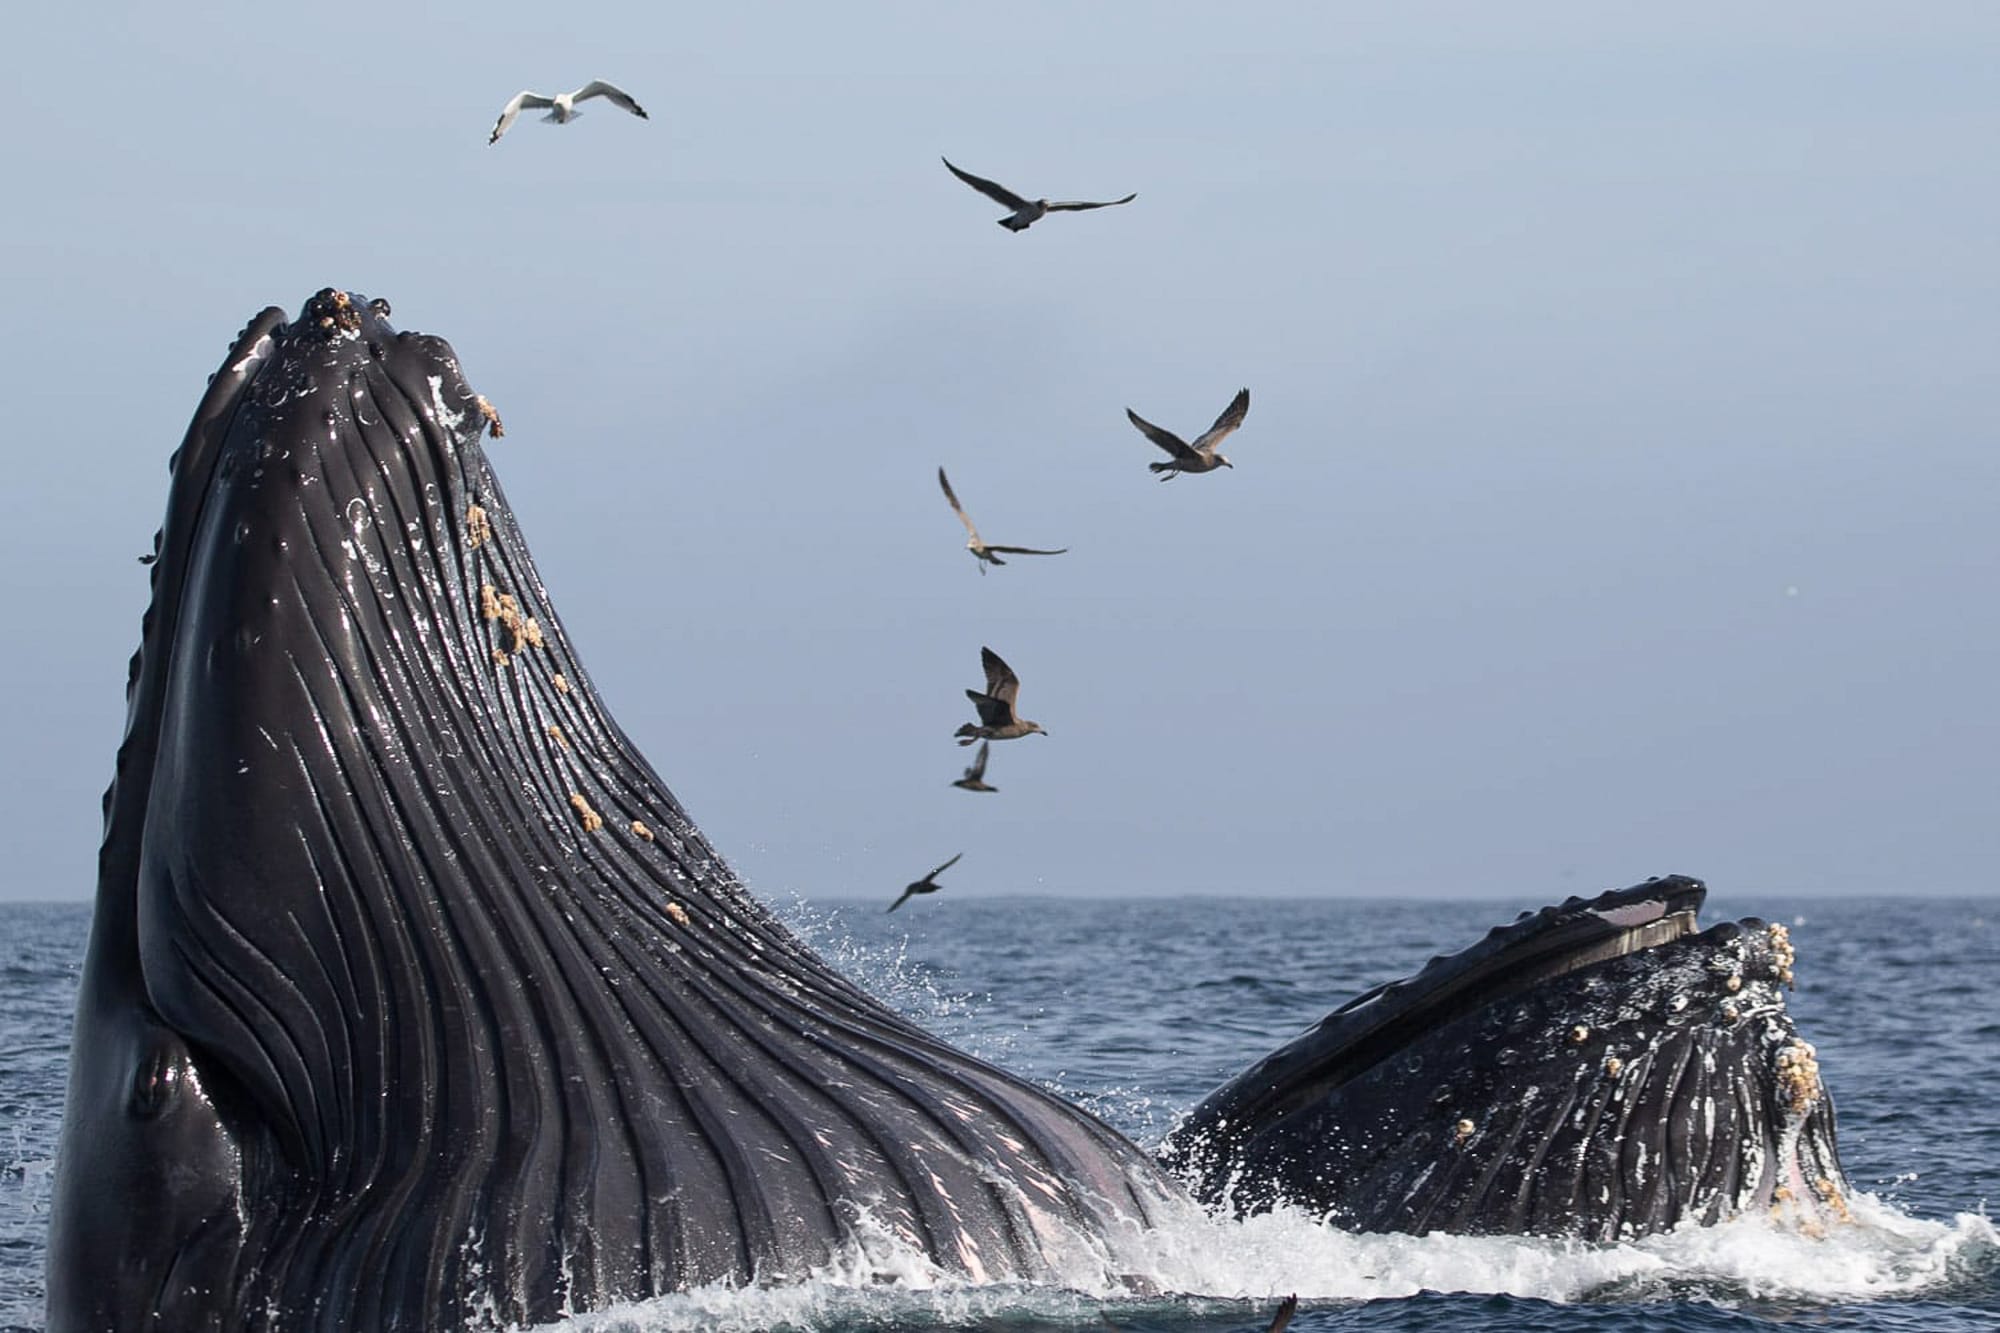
489,81,650,144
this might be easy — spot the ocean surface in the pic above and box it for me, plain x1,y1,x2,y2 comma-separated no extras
2,894,1994,1332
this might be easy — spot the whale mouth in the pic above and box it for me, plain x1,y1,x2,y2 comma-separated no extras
53,291,1852,1330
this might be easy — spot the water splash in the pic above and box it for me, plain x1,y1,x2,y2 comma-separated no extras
522,1196,1995,1331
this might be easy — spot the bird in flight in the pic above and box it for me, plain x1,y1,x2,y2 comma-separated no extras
938,467,1067,573
489,81,649,144
888,852,963,912
1126,388,1250,479
956,647,1047,745
952,741,998,793
941,157,1135,232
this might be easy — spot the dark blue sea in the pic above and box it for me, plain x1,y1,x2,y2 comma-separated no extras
3,896,1994,1331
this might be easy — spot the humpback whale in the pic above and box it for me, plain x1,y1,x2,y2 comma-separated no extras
48,291,1849,1332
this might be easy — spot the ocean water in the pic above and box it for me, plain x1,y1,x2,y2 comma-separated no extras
2,894,1994,1331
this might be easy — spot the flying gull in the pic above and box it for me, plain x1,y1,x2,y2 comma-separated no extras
938,467,1067,573
955,646,1046,745
489,81,649,144
888,852,963,912
1126,387,1250,479
941,157,1135,232
951,741,998,793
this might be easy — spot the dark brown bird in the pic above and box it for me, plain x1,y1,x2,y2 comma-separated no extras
954,646,1047,746
1266,1294,1299,1333
1126,387,1250,479
888,852,962,912
942,157,1136,232
951,740,998,793
938,467,1067,573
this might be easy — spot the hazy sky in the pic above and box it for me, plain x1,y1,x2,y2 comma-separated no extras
2,3,1993,905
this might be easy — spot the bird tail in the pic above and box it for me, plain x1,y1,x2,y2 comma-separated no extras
953,725,982,746
1148,461,1176,474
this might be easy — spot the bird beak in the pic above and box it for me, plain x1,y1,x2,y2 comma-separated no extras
1220,457,1234,469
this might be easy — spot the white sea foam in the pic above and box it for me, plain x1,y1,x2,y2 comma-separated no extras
524,1193,1996,1331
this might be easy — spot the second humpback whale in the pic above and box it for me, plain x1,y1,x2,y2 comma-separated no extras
47,292,1849,1331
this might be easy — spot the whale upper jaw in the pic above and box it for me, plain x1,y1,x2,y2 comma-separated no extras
1161,876,1850,1239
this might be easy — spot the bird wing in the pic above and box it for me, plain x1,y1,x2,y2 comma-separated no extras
573,80,648,118
886,889,914,913
489,91,554,143
979,646,1021,705
982,544,1067,556
924,851,965,883
962,741,990,781
1125,408,1199,462
1191,387,1251,455
1266,1294,1300,1333
965,689,1013,728
942,158,1031,210
1045,193,1137,213
937,467,981,540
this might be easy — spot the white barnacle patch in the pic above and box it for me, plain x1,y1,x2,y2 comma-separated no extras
427,375,467,434
1774,1039,1823,1117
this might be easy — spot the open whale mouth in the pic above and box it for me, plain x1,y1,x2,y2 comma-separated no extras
51,291,1854,1332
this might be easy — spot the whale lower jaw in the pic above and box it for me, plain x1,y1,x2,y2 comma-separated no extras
47,292,1181,1332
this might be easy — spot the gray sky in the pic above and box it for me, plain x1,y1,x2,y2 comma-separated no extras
2,3,1994,904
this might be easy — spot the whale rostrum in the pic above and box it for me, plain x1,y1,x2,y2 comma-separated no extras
48,292,1849,1331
